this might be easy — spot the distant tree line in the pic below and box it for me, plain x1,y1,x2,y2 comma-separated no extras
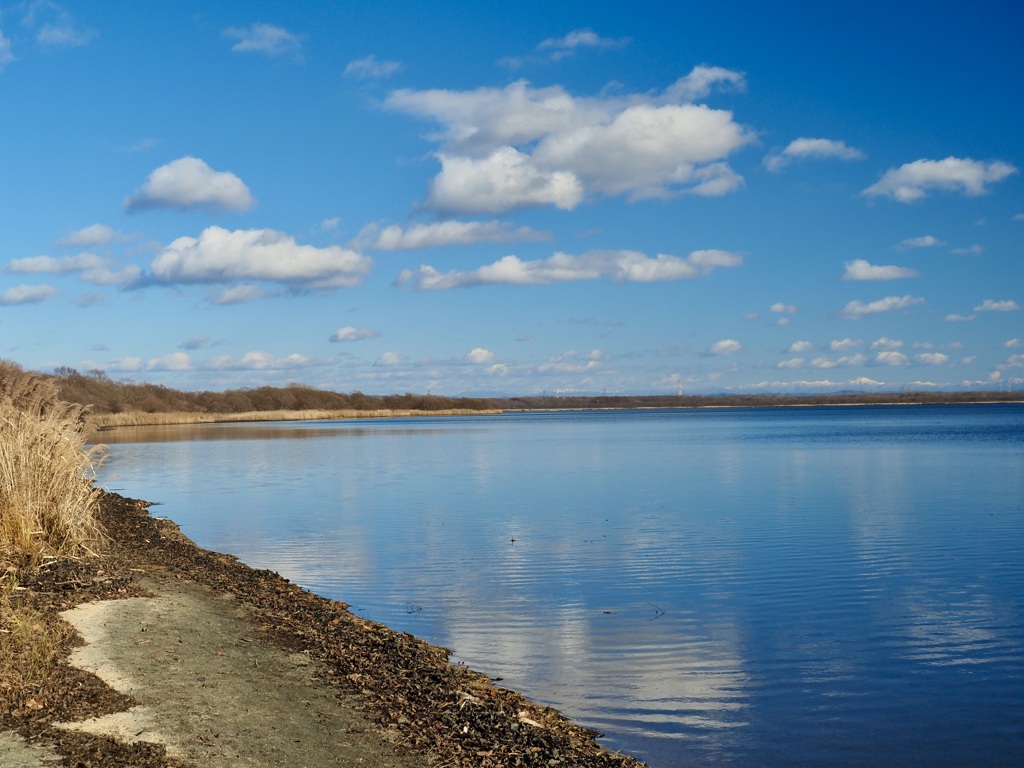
45,366,1020,416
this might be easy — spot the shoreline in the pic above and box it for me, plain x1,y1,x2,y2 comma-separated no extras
1,492,646,768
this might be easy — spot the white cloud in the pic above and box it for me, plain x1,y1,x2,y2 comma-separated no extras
465,348,495,364
357,219,551,250
763,137,864,172
915,353,950,365
537,28,630,58
863,157,1017,202
396,248,741,290
374,352,402,367
150,226,372,289
223,23,303,59
875,350,908,365
146,352,193,371
1006,338,1023,348
344,54,402,79
537,349,606,374
776,357,805,369
204,351,326,371
870,337,903,350
898,235,943,249
1,283,58,305
125,157,256,213
58,224,126,248
21,2,95,48
1014,213,1024,222
386,70,754,213
8,251,140,287
842,259,918,281
330,326,381,342
839,295,924,319
214,285,263,304
945,313,975,322
704,339,742,356
770,302,798,314
8,253,104,274
830,338,861,352
788,340,813,353
975,299,1020,312
810,354,867,369
179,335,211,350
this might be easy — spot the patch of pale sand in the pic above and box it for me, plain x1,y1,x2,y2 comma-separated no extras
0,731,62,767
56,579,426,768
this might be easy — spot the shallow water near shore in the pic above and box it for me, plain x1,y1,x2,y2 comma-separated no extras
98,405,1024,767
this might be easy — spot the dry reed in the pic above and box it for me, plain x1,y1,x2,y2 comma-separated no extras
0,361,105,570
91,407,502,430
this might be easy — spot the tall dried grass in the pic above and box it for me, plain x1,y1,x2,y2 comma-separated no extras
0,361,105,570
91,407,502,430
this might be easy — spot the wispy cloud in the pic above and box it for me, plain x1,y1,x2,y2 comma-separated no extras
125,157,256,214
223,23,303,60
500,28,631,68
356,219,550,251
23,1,96,48
974,298,1020,312
863,157,1017,202
57,224,128,248
396,248,741,290
898,235,943,249
330,326,381,342
839,295,924,319
344,54,402,79
763,137,864,172
1,283,58,305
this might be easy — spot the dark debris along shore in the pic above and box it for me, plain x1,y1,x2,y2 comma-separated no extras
2,492,648,768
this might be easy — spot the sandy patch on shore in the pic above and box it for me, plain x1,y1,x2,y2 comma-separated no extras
54,578,425,768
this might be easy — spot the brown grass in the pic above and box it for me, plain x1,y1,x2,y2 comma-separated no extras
0,361,106,570
91,407,502,430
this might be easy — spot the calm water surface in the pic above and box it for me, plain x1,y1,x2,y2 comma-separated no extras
99,405,1024,767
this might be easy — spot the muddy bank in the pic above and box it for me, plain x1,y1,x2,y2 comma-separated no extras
1,492,646,767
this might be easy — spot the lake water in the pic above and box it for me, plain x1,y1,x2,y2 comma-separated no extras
97,405,1024,767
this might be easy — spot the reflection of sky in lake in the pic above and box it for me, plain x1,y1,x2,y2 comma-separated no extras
98,406,1024,767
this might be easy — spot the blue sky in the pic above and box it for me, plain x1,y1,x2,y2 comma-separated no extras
2,1,1022,395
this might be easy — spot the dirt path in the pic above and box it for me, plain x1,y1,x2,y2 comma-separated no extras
56,579,423,767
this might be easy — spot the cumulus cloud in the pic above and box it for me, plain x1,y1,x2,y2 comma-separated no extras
763,137,864,172
916,353,950,365
898,235,943,249
1,283,58,305
149,226,372,289
1007,338,1023,348
385,68,755,213
770,302,798,314
788,340,813,353
345,54,402,79
870,337,903,350
125,157,256,213
863,157,1017,202
396,248,741,290
839,295,924,319
330,326,381,342
465,348,495,364
58,224,126,248
776,358,805,369
374,352,402,367
356,219,551,250
223,23,303,59
952,243,984,255
703,339,742,356
843,259,918,281
875,350,908,365
974,299,1020,312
